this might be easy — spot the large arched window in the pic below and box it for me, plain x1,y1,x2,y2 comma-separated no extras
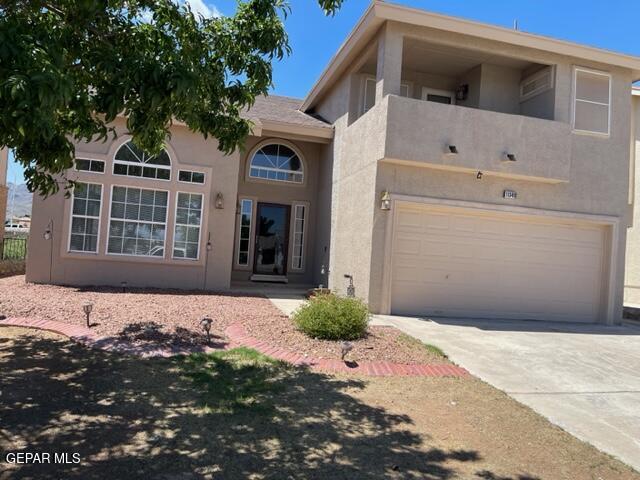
249,143,303,184
113,141,171,180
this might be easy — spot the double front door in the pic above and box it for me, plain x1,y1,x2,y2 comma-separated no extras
253,203,290,276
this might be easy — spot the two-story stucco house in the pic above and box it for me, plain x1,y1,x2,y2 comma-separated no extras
26,2,640,325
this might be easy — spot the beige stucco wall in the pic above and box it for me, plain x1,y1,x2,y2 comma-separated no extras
625,95,640,305
27,118,240,290
0,148,7,186
313,20,633,323
231,135,325,285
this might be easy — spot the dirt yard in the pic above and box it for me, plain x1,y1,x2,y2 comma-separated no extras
1,326,637,480
0,275,446,364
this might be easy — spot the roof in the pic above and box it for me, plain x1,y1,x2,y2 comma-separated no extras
303,1,640,110
244,95,333,141
245,95,329,128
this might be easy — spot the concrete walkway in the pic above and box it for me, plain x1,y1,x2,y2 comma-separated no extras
371,314,640,472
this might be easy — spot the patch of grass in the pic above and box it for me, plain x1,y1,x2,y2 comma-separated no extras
398,333,448,359
175,347,289,414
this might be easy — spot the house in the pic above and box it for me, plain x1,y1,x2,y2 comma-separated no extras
625,87,640,306
26,2,640,325
0,148,8,245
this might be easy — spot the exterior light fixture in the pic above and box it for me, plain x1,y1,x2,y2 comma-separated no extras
503,153,517,162
200,317,213,345
215,192,224,209
206,241,212,251
455,84,469,101
43,219,53,240
380,190,391,211
341,341,354,361
82,302,93,328
476,171,483,180
121,281,128,293
344,274,355,297
446,145,458,155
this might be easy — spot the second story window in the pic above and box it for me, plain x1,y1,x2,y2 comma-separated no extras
361,76,411,114
572,67,611,136
113,141,171,180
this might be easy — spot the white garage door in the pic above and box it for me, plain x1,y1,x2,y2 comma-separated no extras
390,205,606,323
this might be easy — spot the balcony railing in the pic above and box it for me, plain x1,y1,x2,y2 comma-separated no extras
383,95,572,183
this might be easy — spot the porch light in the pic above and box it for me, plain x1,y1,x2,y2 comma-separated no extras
446,145,458,155
503,153,517,162
215,192,224,209
43,219,53,240
476,171,483,180
200,317,213,345
82,302,93,328
344,274,355,297
380,190,391,211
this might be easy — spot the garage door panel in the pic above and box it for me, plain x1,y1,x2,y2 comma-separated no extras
390,206,605,323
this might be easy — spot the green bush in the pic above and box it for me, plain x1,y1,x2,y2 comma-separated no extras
293,294,369,340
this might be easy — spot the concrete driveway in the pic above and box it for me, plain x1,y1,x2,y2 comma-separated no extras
372,315,640,472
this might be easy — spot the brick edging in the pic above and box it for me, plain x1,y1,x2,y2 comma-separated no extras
0,317,470,377
224,323,469,378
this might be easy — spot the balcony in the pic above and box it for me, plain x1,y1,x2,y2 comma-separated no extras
382,95,571,183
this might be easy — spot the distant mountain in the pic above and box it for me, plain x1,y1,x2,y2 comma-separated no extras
5,183,32,219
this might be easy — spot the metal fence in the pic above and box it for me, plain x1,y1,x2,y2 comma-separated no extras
1,237,28,261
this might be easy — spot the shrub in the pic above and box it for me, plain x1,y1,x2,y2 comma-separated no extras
293,294,369,340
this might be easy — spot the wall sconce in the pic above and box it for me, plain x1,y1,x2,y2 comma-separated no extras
380,190,391,210
503,152,517,162
476,171,483,180
43,219,53,240
456,84,469,101
344,274,355,297
214,192,224,209
446,145,459,155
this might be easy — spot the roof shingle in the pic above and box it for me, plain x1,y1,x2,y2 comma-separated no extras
243,95,330,130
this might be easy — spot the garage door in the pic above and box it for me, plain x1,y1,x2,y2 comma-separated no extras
390,205,606,322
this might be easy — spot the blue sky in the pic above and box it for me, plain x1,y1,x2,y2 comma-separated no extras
7,0,640,183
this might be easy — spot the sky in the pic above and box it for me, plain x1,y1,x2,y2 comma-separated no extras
7,0,640,183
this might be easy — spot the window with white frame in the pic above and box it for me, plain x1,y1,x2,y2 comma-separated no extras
422,87,455,105
362,76,410,114
249,143,304,184
75,158,105,173
173,192,203,260
69,182,102,253
107,186,168,257
573,68,611,135
237,199,253,266
113,141,171,180
292,204,306,270
178,170,205,184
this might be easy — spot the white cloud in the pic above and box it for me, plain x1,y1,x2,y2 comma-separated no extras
181,0,221,18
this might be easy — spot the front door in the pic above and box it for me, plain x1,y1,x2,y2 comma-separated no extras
254,203,290,276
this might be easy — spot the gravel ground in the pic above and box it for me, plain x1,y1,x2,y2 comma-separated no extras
0,275,446,364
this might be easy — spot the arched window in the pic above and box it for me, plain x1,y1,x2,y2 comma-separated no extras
249,143,303,184
113,141,171,180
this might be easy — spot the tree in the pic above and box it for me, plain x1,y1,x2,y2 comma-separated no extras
0,0,344,195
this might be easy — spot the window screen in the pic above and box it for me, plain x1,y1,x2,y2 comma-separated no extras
574,69,610,135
